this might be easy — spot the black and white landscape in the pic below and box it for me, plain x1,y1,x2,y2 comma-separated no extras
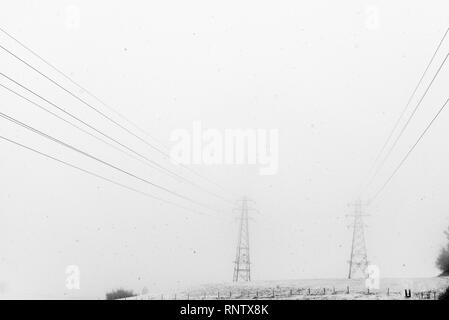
0,0,449,301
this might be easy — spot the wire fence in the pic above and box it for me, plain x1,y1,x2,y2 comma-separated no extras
123,286,444,300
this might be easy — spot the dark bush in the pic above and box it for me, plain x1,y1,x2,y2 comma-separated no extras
439,287,449,300
436,227,449,276
105,288,136,300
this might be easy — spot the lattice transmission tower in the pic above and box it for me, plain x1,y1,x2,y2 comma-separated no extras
233,197,252,282
347,199,369,279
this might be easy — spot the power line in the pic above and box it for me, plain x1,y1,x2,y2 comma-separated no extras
0,43,169,155
370,98,449,203
0,26,164,147
0,111,220,213
366,25,449,178
0,73,233,204
0,82,162,173
0,134,210,217
365,51,449,191
0,28,236,198
0,42,234,201
0,72,179,179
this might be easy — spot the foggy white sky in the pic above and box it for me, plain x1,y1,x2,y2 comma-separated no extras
1,0,449,299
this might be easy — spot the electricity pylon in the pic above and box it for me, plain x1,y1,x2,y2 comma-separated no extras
233,197,251,282
347,198,369,279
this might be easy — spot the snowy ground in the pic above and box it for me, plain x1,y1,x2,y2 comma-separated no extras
124,277,449,300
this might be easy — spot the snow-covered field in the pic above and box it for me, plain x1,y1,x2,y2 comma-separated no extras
124,277,449,300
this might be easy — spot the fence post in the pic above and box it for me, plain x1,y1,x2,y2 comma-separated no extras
346,286,349,294
217,291,220,299
387,288,389,296
308,288,311,295
404,289,411,298
230,291,232,298
272,288,275,298
333,287,336,295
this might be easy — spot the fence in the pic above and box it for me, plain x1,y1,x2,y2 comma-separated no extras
123,286,443,300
